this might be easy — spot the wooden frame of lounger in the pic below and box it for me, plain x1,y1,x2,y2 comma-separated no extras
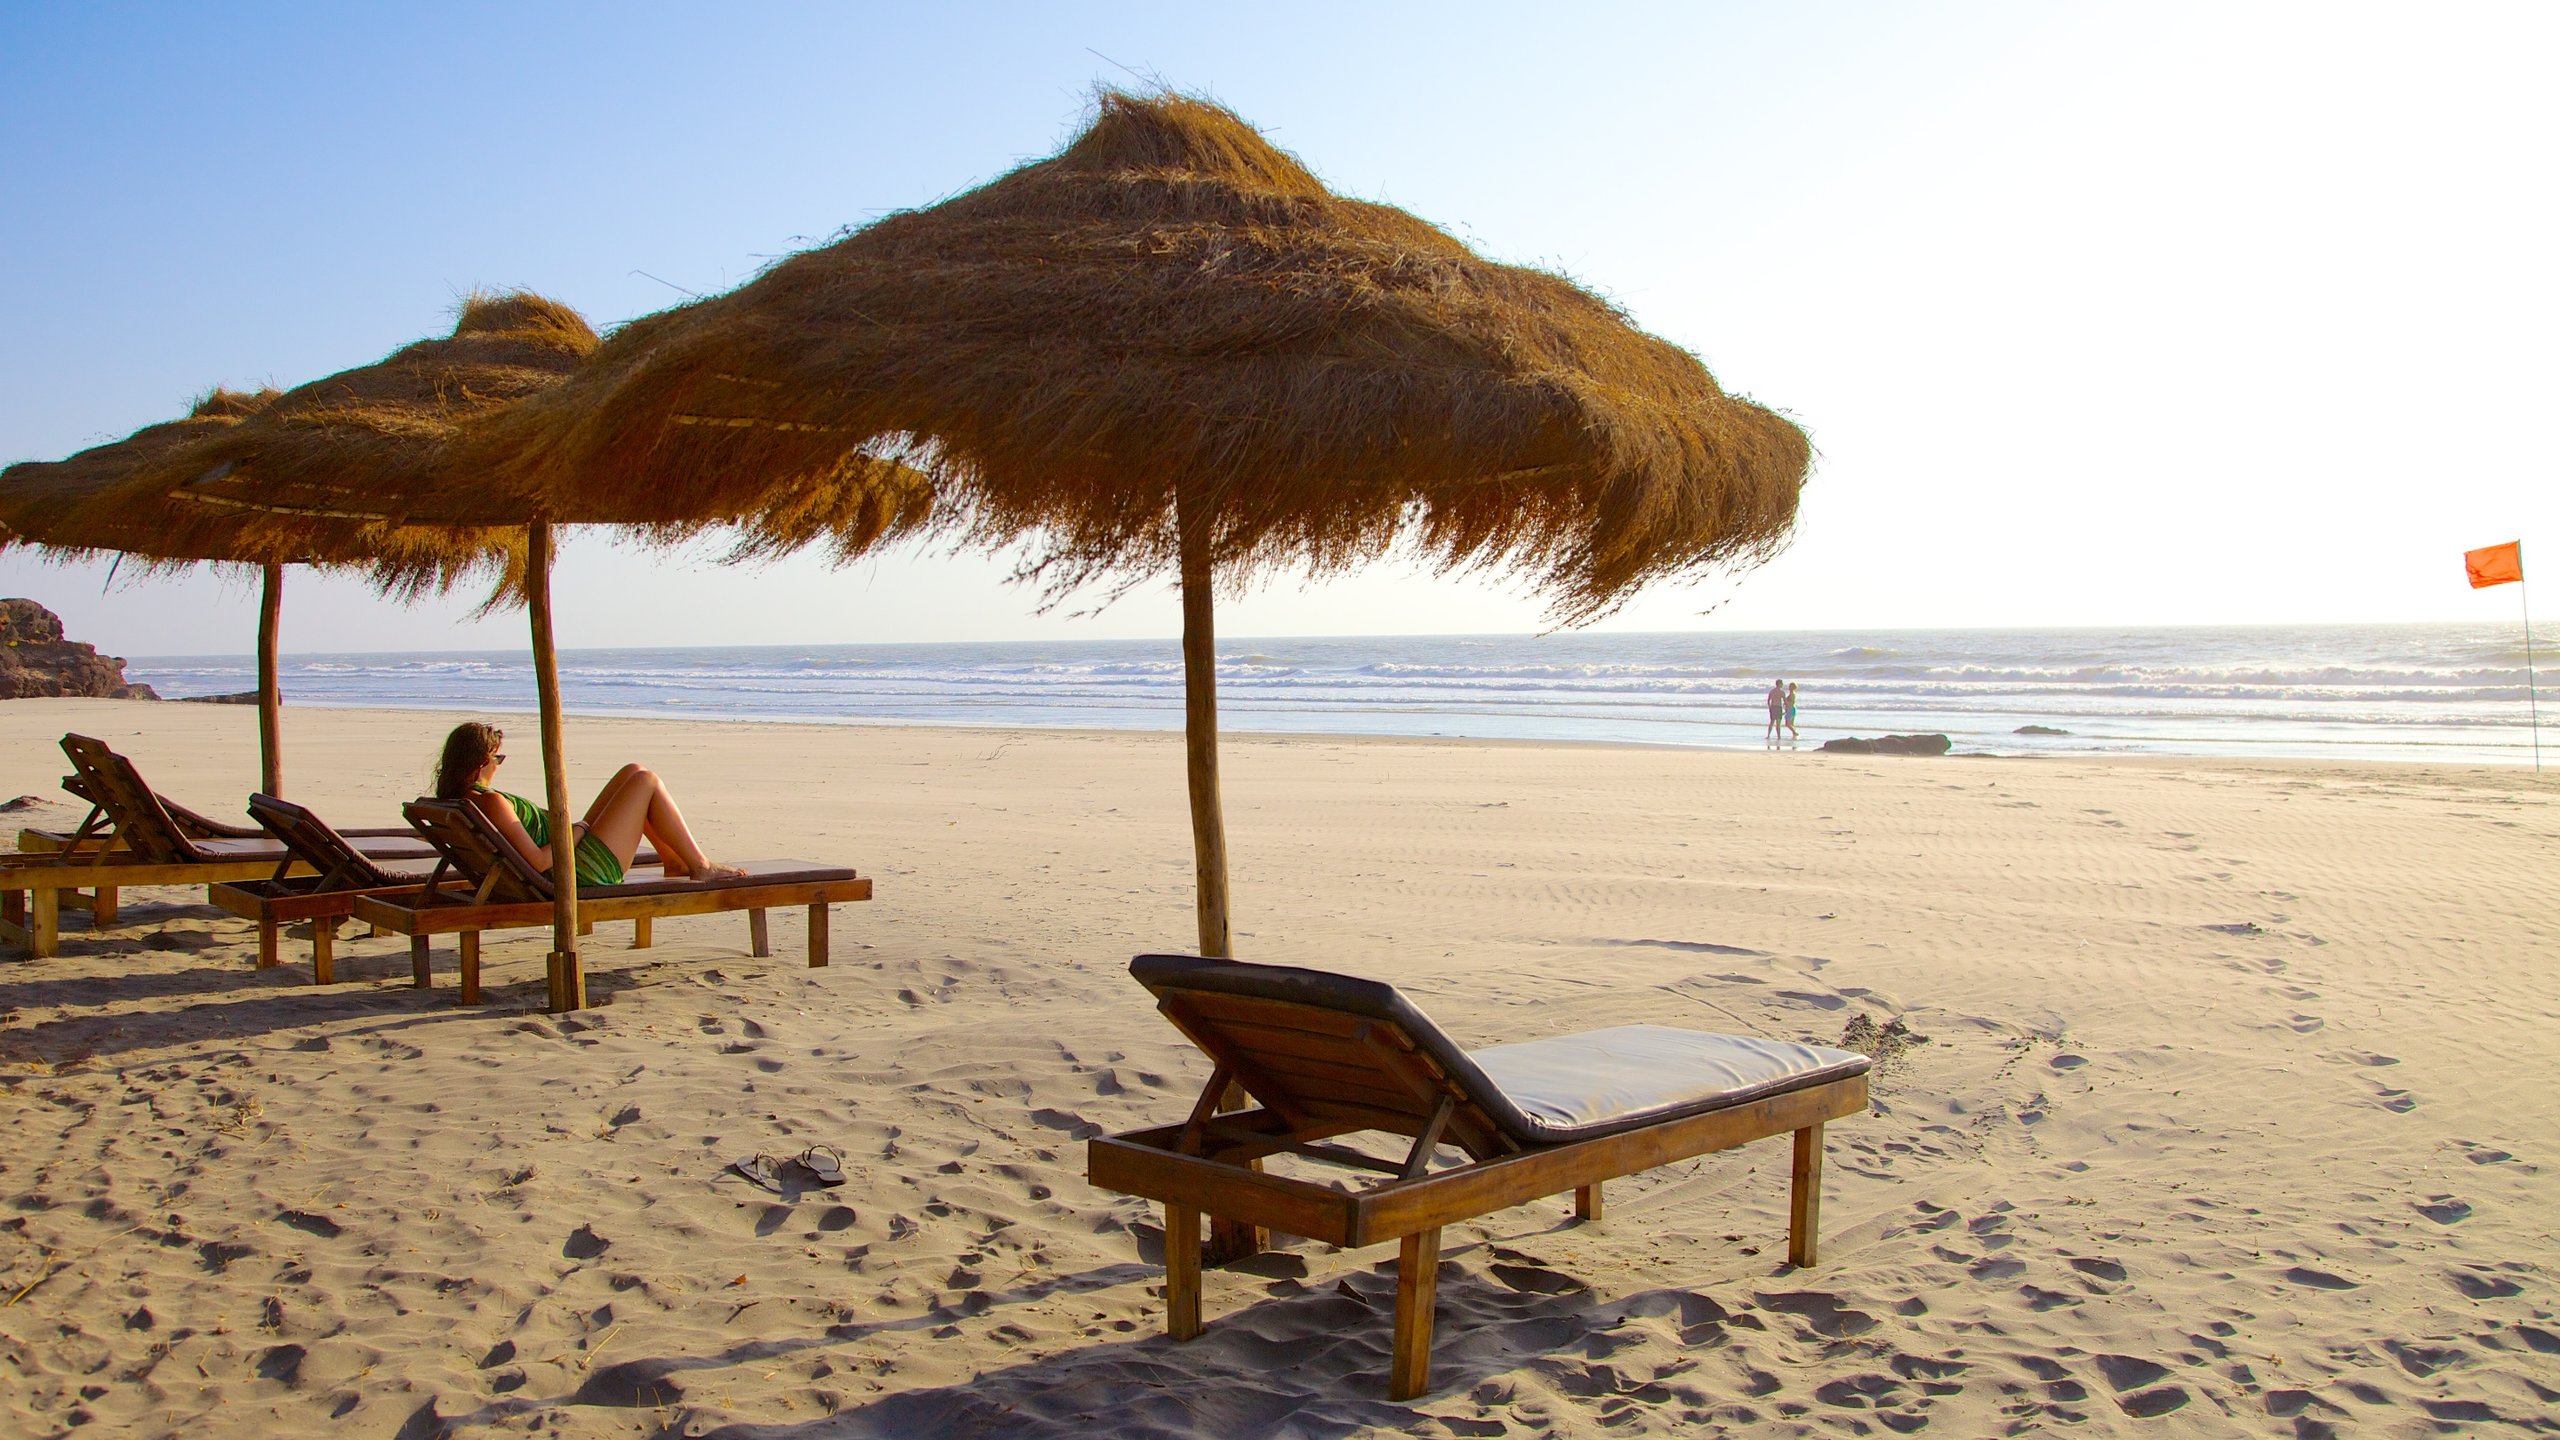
207,795,665,982
348,799,869,1004
205,794,443,981
1086,957,1871,1400
1,736,431,958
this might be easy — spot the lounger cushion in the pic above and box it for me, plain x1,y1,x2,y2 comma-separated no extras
178,836,439,863
1470,1026,1871,1142
579,859,861,899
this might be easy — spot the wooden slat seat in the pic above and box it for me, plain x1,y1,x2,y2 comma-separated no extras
0,735,432,958
347,798,869,1003
1086,954,1873,1400
205,794,457,981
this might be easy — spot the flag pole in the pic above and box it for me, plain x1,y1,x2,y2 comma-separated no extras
2523,543,2540,773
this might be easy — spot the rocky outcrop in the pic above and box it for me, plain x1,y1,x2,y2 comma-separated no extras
0,599,159,700
175,691,259,705
1819,733,1951,756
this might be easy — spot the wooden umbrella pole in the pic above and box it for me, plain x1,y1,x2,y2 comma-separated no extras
1177,496,1232,959
526,521,584,1011
1180,491,1261,1261
257,562,284,797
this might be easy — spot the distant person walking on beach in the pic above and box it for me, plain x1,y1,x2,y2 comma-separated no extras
1766,680,1786,746
1785,682,1800,740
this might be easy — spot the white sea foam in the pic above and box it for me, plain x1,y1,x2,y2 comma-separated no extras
124,623,2551,764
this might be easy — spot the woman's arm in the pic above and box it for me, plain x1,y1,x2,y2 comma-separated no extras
465,789,563,873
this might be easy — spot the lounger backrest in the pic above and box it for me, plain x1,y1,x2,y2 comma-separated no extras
59,734,203,865
62,771,261,842
400,798,555,905
1130,954,1528,1161
247,794,407,891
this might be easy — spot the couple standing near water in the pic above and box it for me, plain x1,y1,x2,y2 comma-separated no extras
1765,680,1799,745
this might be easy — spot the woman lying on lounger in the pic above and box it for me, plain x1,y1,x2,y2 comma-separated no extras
432,722,746,886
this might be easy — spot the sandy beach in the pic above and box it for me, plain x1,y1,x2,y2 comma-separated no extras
0,698,2553,1437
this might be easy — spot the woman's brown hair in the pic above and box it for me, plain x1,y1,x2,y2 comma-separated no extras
433,722,503,799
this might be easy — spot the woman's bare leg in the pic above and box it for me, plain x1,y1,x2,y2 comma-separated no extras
583,765,743,878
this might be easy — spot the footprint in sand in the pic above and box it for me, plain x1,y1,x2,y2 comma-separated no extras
2283,1266,2359,1290
2367,1085,2418,1113
2448,1268,2522,1300
1755,1290,1878,1338
2284,1014,2324,1034
2413,1196,2472,1225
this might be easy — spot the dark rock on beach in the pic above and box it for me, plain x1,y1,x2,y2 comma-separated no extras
0,598,158,700
176,691,259,705
2015,724,2071,736
1820,733,1952,756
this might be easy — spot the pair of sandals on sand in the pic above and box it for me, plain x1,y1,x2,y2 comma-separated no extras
730,1145,846,1193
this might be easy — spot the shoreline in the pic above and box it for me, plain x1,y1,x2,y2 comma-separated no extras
15,695,2556,782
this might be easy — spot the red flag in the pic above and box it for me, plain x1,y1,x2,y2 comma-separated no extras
2466,541,2523,589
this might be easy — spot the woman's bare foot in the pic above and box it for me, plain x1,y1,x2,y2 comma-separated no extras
681,860,749,882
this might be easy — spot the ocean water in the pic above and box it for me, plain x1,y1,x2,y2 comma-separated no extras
127,624,2552,765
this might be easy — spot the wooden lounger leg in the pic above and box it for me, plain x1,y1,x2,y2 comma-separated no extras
90,886,117,928
806,903,827,967
458,932,482,1005
1163,1202,1203,1342
409,933,431,988
30,889,59,959
1575,1183,1604,1222
1789,1122,1825,1268
0,887,27,953
311,921,335,985
748,908,770,958
631,916,651,949
1206,1081,1268,1263
1390,1227,1444,1401
256,920,281,970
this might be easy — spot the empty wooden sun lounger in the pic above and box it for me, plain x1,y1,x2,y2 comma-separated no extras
207,794,446,981
1086,954,1874,1400
0,735,436,958
209,794,663,984
349,798,869,1004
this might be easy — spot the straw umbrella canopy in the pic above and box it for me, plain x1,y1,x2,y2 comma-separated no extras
166,292,935,1010
116,292,604,1008
0,387,519,797
462,90,1813,960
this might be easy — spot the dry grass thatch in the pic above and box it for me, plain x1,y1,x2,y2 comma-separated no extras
0,387,279,561
13,293,631,602
129,291,598,537
464,90,1810,622
0,386,505,601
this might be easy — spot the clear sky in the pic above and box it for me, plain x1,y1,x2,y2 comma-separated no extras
2,2,2552,657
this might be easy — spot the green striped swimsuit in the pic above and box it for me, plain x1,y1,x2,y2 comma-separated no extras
482,788,624,886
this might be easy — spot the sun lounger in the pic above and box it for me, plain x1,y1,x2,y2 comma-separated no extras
206,794,445,981
348,798,869,1004
209,794,664,984
0,735,435,958
1085,954,1873,1399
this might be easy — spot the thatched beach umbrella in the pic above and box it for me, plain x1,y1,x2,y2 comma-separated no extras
461,91,1811,962
117,293,603,1007
171,292,934,1009
0,387,516,797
